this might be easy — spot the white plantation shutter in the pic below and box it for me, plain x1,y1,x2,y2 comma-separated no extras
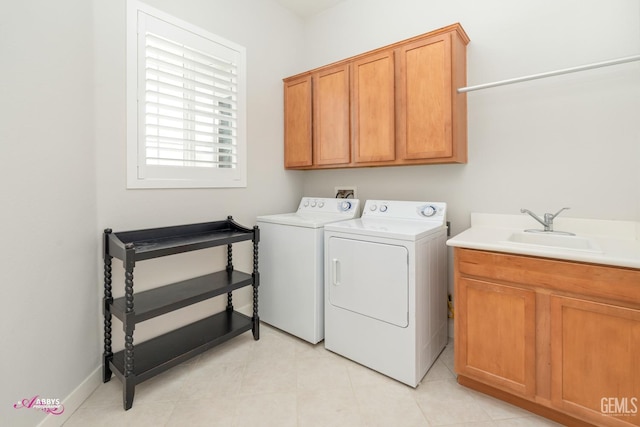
127,2,246,188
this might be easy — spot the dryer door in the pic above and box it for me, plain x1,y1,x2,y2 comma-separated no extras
328,237,408,327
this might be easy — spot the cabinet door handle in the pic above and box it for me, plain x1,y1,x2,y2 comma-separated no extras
332,258,340,286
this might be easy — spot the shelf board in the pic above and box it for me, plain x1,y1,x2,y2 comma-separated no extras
107,219,256,261
110,310,253,384
111,270,253,323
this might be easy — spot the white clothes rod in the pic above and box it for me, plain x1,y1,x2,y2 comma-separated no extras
457,54,640,93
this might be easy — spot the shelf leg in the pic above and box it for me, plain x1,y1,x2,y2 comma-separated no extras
123,246,136,410
122,317,136,410
123,375,135,410
102,233,113,382
252,277,260,340
252,314,260,340
252,227,260,340
226,243,233,272
226,292,233,312
226,243,234,312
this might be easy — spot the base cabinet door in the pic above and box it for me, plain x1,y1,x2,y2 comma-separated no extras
455,277,537,398
550,295,640,426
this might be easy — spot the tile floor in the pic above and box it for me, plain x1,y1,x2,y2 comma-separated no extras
64,324,561,427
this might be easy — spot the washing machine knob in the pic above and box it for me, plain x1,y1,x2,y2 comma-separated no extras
420,205,437,217
340,201,352,211
303,200,309,207
318,201,325,208
311,200,317,207
379,205,388,212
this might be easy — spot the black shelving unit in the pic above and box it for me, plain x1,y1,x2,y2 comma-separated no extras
102,217,259,410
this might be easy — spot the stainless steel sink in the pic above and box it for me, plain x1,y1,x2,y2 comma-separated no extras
504,232,603,253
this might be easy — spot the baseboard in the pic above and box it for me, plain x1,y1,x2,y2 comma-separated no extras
38,366,102,427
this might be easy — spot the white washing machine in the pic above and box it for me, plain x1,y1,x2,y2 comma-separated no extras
324,200,448,387
257,197,360,344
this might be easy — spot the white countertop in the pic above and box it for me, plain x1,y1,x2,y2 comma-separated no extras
446,213,640,269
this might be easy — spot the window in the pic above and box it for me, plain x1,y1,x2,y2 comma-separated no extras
127,1,246,188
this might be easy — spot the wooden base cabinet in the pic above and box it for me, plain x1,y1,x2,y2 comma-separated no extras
454,248,640,427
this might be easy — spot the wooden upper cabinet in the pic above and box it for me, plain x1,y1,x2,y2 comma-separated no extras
283,23,469,170
352,50,396,163
283,75,312,168
313,64,351,166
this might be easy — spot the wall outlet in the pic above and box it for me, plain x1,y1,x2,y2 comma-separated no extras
334,186,357,199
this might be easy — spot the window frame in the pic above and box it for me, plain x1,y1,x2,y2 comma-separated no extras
126,0,247,189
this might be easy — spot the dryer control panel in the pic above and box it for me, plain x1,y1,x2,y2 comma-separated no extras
362,200,446,223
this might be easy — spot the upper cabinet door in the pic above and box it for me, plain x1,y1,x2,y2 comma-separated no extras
397,33,454,160
283,75,313,168
352,50,396,163
313,64,351,166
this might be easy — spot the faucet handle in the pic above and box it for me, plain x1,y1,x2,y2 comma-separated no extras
548,207,570,220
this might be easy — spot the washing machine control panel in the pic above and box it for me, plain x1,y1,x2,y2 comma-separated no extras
298,197,360,214
363,200,446,222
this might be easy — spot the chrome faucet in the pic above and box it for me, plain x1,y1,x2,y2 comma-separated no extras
520,207,574,235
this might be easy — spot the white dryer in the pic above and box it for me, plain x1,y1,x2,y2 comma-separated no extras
257,197,360,344
324,200,448,387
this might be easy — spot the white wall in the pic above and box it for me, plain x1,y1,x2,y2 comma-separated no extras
0,1,97,426
94,0,305,350
299,0,640,236
1,0,304,425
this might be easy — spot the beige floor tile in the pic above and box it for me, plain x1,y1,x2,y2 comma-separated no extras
65,329,568,427
233,392,297,427
296,354,352,391
469,390,535,420
423,358,456,382
353,384,428,427
418,398,493,426
177,360,245,400
297,386,365,427
64,401,174,427
165,398,237,427
238,356,297,395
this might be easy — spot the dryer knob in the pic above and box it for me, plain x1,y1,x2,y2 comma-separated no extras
340,201,352,211
420,205,437,217
369,204,377,211
379,205,388,212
